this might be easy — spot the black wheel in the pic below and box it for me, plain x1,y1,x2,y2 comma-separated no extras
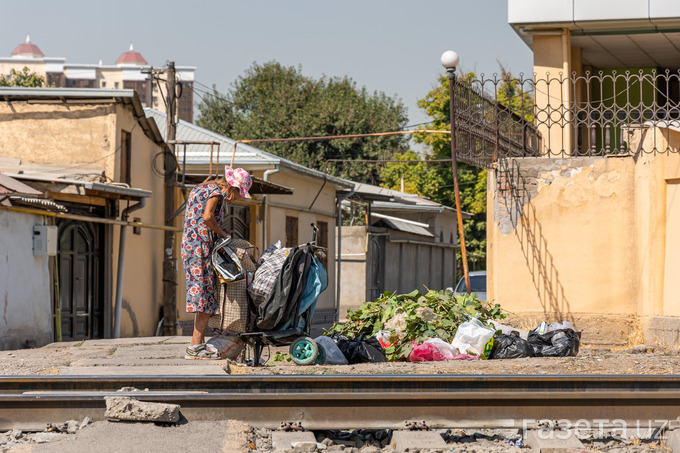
289,337,319,366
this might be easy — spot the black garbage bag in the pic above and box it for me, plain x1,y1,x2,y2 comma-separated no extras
528,329,580,357
329,333,385,364
489,334,535,359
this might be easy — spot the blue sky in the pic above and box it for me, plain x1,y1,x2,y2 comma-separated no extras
3,0,532,126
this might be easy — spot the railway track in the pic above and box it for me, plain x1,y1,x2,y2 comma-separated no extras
1,374,680,431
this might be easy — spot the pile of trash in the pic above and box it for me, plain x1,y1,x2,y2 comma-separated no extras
319,289,580,364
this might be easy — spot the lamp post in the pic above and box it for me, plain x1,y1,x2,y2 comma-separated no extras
441,50,471,294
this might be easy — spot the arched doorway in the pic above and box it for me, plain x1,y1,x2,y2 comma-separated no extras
57,220,104,340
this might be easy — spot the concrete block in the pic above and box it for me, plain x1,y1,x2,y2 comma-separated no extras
271,431,317,450
104,396,180,423
665,429,680,453
390,430,447,452
524,430,587,452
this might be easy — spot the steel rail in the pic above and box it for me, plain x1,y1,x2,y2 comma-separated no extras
1,374,680,431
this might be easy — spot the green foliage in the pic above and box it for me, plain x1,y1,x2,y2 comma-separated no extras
197,61,409,184
0,67,45,87
273,351,291,362
328,289,506,361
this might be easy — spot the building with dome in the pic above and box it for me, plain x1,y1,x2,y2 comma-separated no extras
0,37,195,122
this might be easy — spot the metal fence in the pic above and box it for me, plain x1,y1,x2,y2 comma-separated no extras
454,70,680,167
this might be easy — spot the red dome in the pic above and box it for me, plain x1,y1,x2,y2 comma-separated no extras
11,35,44,58
116,43,147,65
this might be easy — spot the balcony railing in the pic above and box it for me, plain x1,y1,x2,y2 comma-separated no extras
454,70,680,167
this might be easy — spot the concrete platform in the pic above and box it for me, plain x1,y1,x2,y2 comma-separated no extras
58,365,227,375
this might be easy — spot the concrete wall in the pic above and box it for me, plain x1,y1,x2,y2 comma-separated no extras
112,104,167,337
489,128,680,346
0,211,53,350
336,226,369,319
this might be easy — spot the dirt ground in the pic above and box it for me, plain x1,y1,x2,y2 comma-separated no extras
0,337,678,376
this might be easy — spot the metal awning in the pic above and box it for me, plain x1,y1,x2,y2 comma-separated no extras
5,173,152,200
371,213,434,238
181,174,294,195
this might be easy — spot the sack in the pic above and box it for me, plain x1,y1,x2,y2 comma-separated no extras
528,329,580,357
451,318,495,359
331,333,385,364
208,239,257,333
489,334,535,359
376,329,403,349
424,338,459,359
206,333,244,360
314,335,348,365
248,244,290,305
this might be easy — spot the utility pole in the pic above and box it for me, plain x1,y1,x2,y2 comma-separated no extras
161,62,177,335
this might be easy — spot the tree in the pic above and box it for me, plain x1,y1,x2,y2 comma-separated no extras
197,61,409,184
382,69,535,275
0,67,45,87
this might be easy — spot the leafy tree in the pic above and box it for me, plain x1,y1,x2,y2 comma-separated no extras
197,61,409,184
382,69,534,275
0,67,45,87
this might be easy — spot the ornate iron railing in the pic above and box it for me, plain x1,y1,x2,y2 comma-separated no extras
454,70,680,167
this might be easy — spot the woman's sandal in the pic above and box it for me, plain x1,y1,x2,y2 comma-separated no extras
185,343,221,360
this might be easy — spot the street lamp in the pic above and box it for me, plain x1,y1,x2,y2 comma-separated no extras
441,50,471,295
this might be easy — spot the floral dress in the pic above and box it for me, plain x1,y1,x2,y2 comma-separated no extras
181,183,223,314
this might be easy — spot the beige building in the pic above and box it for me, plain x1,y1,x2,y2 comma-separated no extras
1,36,195,122
0,87,170,346
482,1,680,347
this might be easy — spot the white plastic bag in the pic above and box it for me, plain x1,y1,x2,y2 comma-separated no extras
206,333,244,360
314,336,348,365
451,318,495,359
424,338,459,359
376,329,403,349
490,320,529,340
547,320,574,332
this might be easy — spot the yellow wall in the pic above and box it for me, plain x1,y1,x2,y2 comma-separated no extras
489,127,680,324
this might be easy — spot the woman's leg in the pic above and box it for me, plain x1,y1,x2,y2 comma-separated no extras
190,311,211,346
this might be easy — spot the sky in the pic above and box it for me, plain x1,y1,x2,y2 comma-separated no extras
2,0,533,127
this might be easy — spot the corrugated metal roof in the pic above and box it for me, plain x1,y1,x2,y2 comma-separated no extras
0,172,42,195
372,213,434,238
145,109,353,188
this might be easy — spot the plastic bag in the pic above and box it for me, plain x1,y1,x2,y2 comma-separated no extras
528,329,580,357
547,320,575,332
376,329,403,349
490,320,529,341
451,317,495,359
409,342,445,362
424,338,459,359
206,333,244,360
489,334,535,359
314,336,348,365
331,333,385,364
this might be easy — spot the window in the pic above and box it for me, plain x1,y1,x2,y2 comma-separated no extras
120,130,131,185
114,82,119,89
285,216,298,247
101,81,106,88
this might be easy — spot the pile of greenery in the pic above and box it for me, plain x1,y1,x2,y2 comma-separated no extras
328,289,506,361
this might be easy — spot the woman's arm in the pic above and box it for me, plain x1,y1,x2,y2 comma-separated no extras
203,196,230,239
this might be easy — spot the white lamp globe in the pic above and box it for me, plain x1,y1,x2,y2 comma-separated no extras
440,50,460,69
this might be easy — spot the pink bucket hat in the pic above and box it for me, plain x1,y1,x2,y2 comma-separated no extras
224,166,252,198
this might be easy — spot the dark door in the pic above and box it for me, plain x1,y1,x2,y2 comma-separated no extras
367,235,385,301
222,204,250,240
57,220,104,341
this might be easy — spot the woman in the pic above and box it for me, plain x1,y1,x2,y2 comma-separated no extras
181,166,252,359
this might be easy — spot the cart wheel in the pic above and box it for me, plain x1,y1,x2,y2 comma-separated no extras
289,337,319,366
313,344,325,365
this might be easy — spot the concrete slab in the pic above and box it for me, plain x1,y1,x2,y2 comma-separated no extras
525,430,586,452
81,337,172,348
665,429,680,453
271,432,317,450
110,345,185,359
390,430,447,452
162,336,192,344
41,341,85,349
70,359,216,367
58,365,226,375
